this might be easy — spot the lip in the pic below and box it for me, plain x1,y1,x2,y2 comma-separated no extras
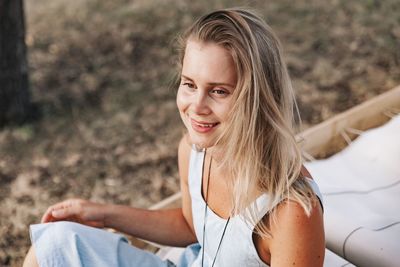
190,118,219,133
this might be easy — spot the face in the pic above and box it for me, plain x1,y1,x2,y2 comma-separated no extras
177,40,237,148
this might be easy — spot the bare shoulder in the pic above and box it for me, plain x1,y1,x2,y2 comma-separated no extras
268,199,325,267
178,134,191,183
178,134,195,234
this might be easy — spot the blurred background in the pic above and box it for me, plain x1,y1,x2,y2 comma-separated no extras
0,0,399,265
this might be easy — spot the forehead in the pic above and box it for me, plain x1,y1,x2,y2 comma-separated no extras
182,40,237,85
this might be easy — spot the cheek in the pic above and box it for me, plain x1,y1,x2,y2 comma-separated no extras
176,88,189,113
215,102,232,121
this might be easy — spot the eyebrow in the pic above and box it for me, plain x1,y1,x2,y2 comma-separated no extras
181,74,235,88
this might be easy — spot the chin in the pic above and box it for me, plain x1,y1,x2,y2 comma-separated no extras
188,135,215,149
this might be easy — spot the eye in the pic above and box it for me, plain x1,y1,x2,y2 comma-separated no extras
182,82,195,89
211,88,229,96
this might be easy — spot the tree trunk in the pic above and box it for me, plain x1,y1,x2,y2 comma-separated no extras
0,0,31,127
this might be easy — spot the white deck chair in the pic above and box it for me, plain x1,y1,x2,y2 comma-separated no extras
306,114,400,267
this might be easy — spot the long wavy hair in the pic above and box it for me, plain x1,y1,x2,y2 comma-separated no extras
177,8,315,237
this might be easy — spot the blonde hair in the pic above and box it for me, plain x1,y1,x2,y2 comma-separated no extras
178,8,315,237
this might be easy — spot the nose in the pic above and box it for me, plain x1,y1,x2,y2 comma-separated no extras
192,90,211,115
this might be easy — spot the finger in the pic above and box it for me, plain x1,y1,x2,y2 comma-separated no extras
51,201,82,219
51,208,69,218
50,200,72,210
41,200,70,223
41,206,57,223
41,199,79,223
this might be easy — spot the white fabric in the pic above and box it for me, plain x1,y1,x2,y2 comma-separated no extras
159,246,354,267
187,147,324,267
30,221,173,267
305,114,400,267
188,148,269,267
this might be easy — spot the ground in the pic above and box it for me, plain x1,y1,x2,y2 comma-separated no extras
0,0,399,265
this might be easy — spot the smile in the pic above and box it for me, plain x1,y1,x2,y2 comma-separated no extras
190,119,219,133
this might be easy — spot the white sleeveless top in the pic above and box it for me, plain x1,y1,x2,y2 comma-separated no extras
187,147,323,267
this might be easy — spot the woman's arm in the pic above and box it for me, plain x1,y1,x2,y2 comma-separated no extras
267,199,325,267
41,135,197,247
104,206,196,247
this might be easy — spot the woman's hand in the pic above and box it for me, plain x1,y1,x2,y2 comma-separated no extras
41,199,107,228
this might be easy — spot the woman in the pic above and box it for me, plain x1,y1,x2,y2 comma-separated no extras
24,8,324,267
